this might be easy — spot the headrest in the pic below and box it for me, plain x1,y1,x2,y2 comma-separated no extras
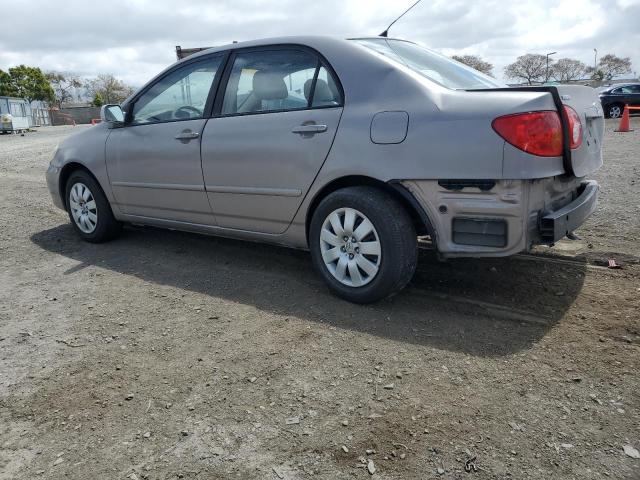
253,71,287,100
304,78,336,103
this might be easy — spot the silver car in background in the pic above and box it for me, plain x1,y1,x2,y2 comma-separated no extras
46,36,604,303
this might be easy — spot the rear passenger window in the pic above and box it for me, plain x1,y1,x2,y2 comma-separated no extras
309,66,341,107
221,49,342,115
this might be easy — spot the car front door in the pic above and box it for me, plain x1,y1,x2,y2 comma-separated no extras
106,54,225,225
200,47,343,234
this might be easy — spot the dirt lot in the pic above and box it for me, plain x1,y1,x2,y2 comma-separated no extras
1,122,639,480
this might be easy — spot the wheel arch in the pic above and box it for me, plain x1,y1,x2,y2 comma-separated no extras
58,162,101,209
305,175,434,245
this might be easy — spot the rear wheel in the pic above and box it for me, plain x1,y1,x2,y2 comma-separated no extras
608,103,624,119
309,186,417,303
65,170,121,243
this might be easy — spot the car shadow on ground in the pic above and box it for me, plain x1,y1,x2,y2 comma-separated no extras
31,224,587,357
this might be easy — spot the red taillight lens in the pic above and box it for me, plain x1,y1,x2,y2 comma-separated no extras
492,111,563,157
563,105,583,149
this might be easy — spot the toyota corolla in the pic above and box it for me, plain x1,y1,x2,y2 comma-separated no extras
46,36,604,303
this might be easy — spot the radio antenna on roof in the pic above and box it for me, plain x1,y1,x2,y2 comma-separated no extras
379,0,423,37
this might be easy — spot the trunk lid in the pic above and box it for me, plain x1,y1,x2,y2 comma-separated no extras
554,85,604,177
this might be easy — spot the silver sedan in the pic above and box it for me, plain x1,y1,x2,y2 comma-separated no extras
46,36,604,303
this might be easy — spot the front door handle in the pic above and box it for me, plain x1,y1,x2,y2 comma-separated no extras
175,131,200,141
291,124,327,134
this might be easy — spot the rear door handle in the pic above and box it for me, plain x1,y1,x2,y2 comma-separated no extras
291,124,327,134
175,131,200,141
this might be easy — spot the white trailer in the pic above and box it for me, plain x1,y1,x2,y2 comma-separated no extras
0,97,32,133
1,113,30,133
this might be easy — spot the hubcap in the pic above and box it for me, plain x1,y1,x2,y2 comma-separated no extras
610,106,621,118
319,207,381,287
69,182,98,233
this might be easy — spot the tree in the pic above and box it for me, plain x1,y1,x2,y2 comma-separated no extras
504,54,548,85
451,55,494,77
92,92,104,107
46,72,83,108
589,54,632,81
85,74,134,105
0,69,10,93
0,65,54,104
551,58,587,83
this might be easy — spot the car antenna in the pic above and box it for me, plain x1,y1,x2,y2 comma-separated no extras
379,0,423,37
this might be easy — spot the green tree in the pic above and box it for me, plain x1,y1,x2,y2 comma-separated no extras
92,92,104,107
0,65,54,104
0,69,11,95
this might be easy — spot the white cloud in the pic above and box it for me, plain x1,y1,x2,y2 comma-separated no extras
0,0,638,86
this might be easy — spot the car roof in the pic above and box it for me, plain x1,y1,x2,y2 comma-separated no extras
603,83,640,90
183,35,411,61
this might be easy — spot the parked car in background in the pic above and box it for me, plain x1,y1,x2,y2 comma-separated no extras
46,36,604,303
598,83,640,118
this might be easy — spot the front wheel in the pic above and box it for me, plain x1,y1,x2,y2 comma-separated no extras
65,170,121,243
309,186,417,303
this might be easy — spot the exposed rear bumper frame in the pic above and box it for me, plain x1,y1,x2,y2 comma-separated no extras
538,180,598,244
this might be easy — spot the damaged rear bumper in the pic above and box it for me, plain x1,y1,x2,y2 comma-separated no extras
539,181,598,244
401,177,598,258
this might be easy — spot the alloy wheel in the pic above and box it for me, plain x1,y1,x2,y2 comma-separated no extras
609,105,622,118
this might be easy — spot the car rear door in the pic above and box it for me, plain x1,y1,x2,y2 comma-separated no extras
628,85,640,107
106,54,225,225
200,47,343,234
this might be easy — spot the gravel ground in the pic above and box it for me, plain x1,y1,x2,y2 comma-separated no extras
0,122,639,480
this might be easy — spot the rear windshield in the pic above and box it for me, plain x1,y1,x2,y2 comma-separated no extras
352,38,503,90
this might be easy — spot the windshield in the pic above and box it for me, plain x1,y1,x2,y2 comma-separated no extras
352,38,503,90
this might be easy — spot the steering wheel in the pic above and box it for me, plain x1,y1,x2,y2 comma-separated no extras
174,105,202,119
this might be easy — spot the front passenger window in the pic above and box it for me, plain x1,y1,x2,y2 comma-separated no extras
131,56,222,125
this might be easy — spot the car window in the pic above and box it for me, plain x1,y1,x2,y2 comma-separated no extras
309,66,342,107
611,87,635,94
626,85,640,93
132,56,223,125
222,49,337,115
352,38,503,90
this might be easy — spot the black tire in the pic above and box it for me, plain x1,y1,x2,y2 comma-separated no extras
309,186,417,303
607,103,624,119
65,169,121,243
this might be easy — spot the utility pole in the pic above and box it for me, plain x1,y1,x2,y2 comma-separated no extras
546,51,557,83
593,48,598,70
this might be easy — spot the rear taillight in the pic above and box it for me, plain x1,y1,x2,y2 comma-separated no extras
492,107,583,157
563,105,583,149
492,111,563,157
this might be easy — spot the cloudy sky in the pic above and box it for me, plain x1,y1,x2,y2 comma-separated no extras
1,0,638,87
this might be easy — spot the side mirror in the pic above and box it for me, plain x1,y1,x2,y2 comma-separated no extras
100,104,125,125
